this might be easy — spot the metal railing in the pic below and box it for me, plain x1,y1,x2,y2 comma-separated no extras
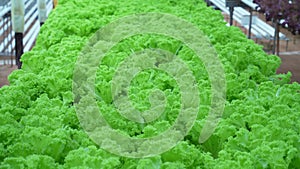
0,3,14,65
0,0,53,66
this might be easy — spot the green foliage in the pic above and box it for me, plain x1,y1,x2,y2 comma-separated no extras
0,0,299,168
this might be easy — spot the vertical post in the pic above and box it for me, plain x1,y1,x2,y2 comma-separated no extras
272,19,277,55
38,0,47,26
9,12,13,67
11,0,25,69
53,0,58,8
248,8,253,39
229,7,234,26
15,33,23,69
276,21,280,55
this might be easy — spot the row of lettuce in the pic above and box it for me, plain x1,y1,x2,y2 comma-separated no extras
0,0,299,168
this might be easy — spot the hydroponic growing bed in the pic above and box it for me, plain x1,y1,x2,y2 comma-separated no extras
0,0,299,168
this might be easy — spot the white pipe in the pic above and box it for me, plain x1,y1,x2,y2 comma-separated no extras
241,0,259,10
11,0,25,33
38,0,47,23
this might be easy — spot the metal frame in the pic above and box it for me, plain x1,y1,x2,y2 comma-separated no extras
0,0,53,66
